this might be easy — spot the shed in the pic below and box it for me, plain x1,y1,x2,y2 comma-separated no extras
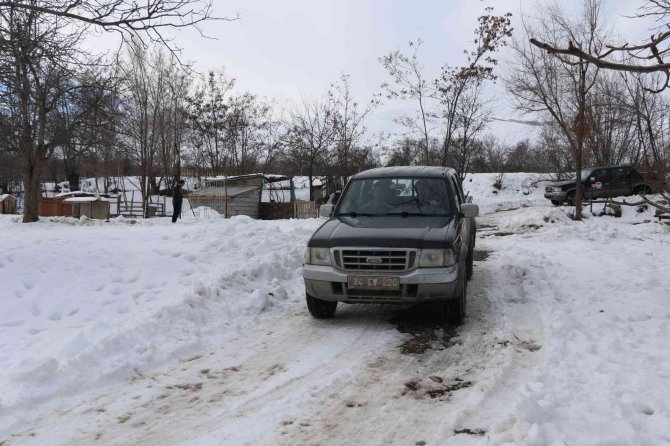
63,197,111,220
189,185,261,218
189,174,293,219
0,194,18,214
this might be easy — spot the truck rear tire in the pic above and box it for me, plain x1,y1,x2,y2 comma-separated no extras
306,293,337,319
551,200,562,206
633,185,651,196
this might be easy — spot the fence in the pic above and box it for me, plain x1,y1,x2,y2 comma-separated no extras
259,202,293,220
38,198,77,217
294,201,317,219
115,191,167,218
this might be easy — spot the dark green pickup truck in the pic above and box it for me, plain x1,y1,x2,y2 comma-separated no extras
544,165,653,206
302,166,479,324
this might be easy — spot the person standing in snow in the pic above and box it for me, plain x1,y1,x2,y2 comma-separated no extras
172,179,185,223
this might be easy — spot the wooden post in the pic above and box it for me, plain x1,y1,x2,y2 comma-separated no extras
224,175,228,219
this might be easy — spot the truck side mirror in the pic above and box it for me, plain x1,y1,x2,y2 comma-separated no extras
460,203,479,218
319,204,334,218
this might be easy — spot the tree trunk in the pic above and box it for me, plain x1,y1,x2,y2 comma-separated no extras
22,156,41,223
573,66,588,221
308,172,314,202
574,147,583,220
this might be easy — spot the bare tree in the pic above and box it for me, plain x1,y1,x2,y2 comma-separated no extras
436,6,512,169
529,1,670,91
0,0,224,222
379,40,436,164
445,84,492,182
187,70,235,176
0,0,234,60
288,96,336,200
155,62,190,193
330,74,379,177
507,0,604,220
0,4,88,221
120,43,170,216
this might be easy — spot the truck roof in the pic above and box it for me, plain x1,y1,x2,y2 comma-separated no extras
353,166,455,179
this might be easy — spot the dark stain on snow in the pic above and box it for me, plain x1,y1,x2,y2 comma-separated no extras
454,428,487,436
403,377,473,400
166,382,203,392
117,413,132,424
473,250,492,261
390,305,460,355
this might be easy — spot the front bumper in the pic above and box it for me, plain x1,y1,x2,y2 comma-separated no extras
544,191,567,201
303,264,460,303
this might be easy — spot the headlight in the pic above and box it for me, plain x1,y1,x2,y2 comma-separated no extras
305,247,331,266
419,249,455,267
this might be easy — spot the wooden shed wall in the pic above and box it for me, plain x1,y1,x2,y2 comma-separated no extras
189,188,260,218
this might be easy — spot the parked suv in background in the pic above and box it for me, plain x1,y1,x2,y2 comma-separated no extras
302,166,478,324
544,165,653,206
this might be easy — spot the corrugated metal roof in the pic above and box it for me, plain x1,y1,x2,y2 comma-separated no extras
190,186,258,197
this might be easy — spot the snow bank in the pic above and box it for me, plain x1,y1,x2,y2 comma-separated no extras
0,215,321,434
462,172,551,215
481,205,670,445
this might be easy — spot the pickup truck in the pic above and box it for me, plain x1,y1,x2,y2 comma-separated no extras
302,166,479,324
544,165,653,206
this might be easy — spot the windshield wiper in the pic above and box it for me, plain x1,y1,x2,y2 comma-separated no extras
337,211,378,217
384,211,414,217
385,212,450,217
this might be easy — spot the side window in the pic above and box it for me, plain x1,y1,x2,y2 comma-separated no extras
610,167,629,180
591,169,608,182
449,177,463,204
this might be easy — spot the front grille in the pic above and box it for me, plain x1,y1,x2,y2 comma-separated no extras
336,249,415,272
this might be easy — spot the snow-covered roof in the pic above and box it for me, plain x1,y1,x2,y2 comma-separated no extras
204,173,291,183
64,197,110,203
56,191,95,198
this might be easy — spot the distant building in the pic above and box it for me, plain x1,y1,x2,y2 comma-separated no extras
0,194,18,214
188,174,294,219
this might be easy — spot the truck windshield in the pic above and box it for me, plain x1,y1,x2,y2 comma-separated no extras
337,177,452,217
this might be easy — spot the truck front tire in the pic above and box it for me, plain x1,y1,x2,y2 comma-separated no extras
439,277,466,325
306,293,338,319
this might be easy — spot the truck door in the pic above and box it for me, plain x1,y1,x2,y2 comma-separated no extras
587,169,611,199
609,167,631,197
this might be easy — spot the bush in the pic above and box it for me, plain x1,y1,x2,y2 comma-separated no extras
492,173,504,191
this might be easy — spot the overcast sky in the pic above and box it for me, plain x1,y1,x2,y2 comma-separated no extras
127,0,649,146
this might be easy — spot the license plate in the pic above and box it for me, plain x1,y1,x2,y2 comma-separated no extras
347,276,400,290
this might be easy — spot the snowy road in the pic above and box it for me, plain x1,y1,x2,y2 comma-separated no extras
2,210,545,446
3,180,670,445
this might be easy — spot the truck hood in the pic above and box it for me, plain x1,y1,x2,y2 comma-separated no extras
550,179,587,189
308,216,455,249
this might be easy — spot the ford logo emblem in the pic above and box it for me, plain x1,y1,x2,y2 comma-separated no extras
366,257,383,264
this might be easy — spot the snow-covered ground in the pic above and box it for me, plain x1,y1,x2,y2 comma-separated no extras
1,173,669,445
